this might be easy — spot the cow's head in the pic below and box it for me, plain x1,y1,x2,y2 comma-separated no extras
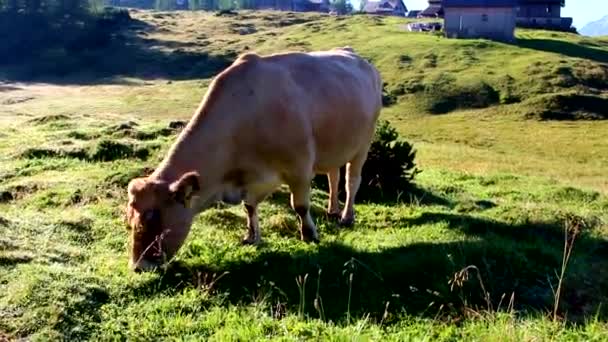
125,172,201,272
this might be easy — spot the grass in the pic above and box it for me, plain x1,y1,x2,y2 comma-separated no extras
1,9,608,340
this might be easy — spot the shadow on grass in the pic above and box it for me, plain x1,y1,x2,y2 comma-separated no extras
266,184,453,211
131,211,608,324
0,16,236,85
517,38,608,63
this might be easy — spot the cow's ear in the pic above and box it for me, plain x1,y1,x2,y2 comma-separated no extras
127,178,147,197
169,172,201,208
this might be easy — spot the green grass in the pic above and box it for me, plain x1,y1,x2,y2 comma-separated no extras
1,9,608,340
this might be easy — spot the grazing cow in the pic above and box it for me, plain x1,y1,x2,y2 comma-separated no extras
125,47,383,272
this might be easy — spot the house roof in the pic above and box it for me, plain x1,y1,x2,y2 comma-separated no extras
518,0,564,4
363,0,407,13
419,4,443,16
443,0,516,7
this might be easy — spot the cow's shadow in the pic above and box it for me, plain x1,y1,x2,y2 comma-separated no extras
264,183,453,212
208,184,453,240
131,210,608,324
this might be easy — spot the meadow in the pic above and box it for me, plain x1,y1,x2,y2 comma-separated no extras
0,9,607,340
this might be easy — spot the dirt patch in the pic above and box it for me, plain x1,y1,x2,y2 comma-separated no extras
0,252,34,266
90,140,151,161
27,114,70,125
168,120,187,129
20,147,88,160
524,93,608,121
108,121,131,131
2,95,35,105
0,84,22,92
455,200,498,213
421,77,501,114
61,222,95,243
66,131,98,140
58,218,94,233
0,216,10,226
103,166,154,188
0,191,13,203
0,184,41,203
0,237,17,250
108,121,184,140
20,140,153,162
230,23,257,35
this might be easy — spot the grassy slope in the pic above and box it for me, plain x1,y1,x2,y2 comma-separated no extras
1,10,608,340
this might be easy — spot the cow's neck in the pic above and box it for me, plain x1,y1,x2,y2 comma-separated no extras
151,118,229,189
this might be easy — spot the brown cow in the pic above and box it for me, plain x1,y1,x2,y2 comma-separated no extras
125,47,383,272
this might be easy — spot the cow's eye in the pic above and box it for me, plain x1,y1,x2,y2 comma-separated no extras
143,209,160,223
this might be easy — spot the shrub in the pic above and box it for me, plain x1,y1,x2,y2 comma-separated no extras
313,120,420,203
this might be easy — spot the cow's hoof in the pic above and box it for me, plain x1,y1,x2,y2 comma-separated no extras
300,228,320,244
241,236,261,246
327,212,341,221
302,235,320,244
339,217,355,228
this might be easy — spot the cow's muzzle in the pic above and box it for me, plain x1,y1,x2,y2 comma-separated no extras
129,258,161,273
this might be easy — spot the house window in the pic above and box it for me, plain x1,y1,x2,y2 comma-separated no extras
482,14,488,22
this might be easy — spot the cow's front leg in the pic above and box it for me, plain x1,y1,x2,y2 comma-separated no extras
288,179,319,243
243,202,261,245
327,168,341,220
241,181,279,245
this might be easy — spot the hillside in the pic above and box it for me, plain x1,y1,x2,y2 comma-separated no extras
580,15,608,37
1,10,607,340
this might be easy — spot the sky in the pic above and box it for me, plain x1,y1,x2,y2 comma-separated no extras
349,0,607,29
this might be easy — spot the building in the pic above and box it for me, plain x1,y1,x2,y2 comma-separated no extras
443,0,517,42
293,0,330,12
407,10,421,18
420,0,572,31
516,0,573,31
419,0,443,18
363,0,407,17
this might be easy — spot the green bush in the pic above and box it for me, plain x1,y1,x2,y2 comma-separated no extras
313,120,420,203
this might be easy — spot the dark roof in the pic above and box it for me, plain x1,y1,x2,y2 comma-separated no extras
419,4,442,16
363,0,407,13
443,0,516,6
518,0,564,4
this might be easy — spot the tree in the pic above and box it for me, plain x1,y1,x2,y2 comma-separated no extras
330,0,352,14
359,0,367,12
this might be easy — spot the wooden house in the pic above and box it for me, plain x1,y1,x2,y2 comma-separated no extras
515,0,572,30
363,0,407,17
443,0,517,42
420,0,572,31
419,0,443,18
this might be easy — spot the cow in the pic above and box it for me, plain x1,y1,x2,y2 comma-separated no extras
125,47,383,272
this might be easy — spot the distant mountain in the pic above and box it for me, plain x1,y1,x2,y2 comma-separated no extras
580,15,608,37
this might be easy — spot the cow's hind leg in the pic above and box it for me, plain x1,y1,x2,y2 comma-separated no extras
287,177,319,243
340,148,369,227
327,168,341,220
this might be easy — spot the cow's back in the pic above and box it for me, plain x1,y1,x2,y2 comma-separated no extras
254,49,383,172
202,48,383,175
